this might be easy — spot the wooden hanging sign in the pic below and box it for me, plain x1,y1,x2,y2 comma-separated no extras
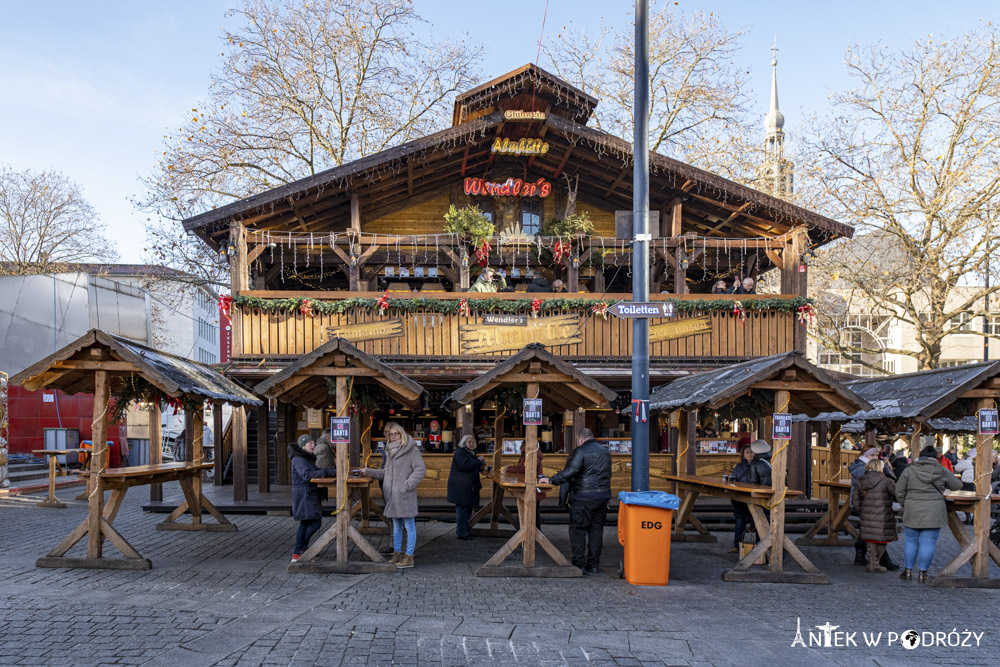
325,319,404,344
460,314,581,354
648,316,712,343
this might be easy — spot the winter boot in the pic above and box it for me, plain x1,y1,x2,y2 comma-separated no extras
389,551,403,565
854,541,868,565
878,545,899,571
899,568,912,581
917,570,929,584
396,553,414,569
866,543,887,573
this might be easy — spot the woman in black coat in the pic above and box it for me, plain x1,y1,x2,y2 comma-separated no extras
289,435,337,562
446,435,486,539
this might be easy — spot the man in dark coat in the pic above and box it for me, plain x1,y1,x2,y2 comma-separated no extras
446,435,486,539
525,273,552,292
289,435,337,562
543,428,612,574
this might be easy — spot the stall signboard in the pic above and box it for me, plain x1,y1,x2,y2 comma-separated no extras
330,417,351,444
326,319,404,344
463,176,551,198
523,398,543,426
504,110,546,121
978,408,999,435
608,301,677,318
306,408,324,429
648,316,711,343
483,314,528,326
491,137,550,156
772,413,792,440
460,314,581,354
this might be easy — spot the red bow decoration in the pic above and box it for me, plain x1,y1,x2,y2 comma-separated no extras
299,299,313,317
591,301,609,320
458,298,470,316
165,397,183,415
376,290,390,315
531,298,542,316
475,239,492,266
217,295,233,317
796,303,815,326
732,300,747,322
552,240,569,266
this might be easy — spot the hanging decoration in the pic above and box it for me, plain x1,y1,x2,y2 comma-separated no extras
531,298,542,317
217,295,233,318
590,301,609,320
458,298,470,316
476,238,492,267
299,299,314,317
732,300,747,322
552,240,570,266
375,290,390,315
796,303,815,326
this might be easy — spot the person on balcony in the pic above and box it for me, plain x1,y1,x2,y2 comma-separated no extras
469,267,507,293
551,279,566,293
711,280,729,294
734,277,756,294
525,271,551,292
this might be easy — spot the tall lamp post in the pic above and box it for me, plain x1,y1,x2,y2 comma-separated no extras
630,0,650,491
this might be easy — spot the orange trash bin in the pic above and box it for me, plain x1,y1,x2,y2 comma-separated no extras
617,491,680,586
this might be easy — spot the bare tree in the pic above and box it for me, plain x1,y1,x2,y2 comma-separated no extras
0,165,117,273
139,0,482,285
545,4,757,179
801,27,1000,370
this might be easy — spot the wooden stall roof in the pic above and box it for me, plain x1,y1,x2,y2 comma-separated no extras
793,361,1000,424
182,65,853,251
253,336,424,409
792,416,979,433
451,63,598,125
442,343,618,413
647,351,870,417
10,329,262,406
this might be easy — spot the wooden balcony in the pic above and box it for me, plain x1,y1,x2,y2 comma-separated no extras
232,292,803,361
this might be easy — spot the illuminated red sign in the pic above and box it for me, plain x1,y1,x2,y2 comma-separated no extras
463,177,551,197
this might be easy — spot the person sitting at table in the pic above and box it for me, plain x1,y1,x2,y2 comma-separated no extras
469,266,507,293
746,439,772,486
541,428,611,575
954,447,977,491
446,435,486,540
895,445,963,583
289,434,338,563
507,442,547,528
852,458,898,573
363,421,426,569
525,271,552,293
728,443,756,553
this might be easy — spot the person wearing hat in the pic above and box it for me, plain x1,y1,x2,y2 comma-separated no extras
746,439,772,486
469,266,507,293
728,443,757,553
849,445,899,569
288,434,338,562
896,444,963,582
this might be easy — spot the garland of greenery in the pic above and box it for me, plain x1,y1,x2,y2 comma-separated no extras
233,295,813,316
109,376,203,424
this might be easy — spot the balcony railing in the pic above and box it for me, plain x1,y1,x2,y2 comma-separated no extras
231,292,802,361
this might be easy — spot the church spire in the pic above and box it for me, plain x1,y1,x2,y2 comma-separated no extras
760,39,794,199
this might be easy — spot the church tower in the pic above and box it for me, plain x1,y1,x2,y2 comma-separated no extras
760,42,794,199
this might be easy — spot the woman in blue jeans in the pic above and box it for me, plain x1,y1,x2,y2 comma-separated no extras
895,445,962,582
364,422,426,568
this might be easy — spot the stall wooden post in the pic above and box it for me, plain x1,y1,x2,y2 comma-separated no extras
232,406,248,502
685,410,698,475
561,409,572,454
522,382,539,567
149,401,163,501
86,370,109,558
491,412,504,530
909,421,923,462
972,398,992,579
213,402,224,487
188,409,205,525
256,405,270,494
827,429,843,540
768,392,788,572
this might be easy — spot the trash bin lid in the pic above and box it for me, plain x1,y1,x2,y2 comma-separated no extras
618,490,680,510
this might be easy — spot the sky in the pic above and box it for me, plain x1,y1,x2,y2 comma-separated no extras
2,1,998,264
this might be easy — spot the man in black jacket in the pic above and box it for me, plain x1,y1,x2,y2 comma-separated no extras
525,272,551,292
542,428,612,574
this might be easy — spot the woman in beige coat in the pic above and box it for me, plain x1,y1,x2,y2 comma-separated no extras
363,422,426,568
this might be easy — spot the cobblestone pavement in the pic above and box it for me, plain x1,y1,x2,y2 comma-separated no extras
0,485,997,666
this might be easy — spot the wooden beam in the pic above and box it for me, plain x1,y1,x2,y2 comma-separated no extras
287,197,310,232
52,360,143,372
350,192,361,232
750,381,836,392
704,202,751,236
670,198,683,237
407,156,414,196
296,367,380,377
603,167,630,199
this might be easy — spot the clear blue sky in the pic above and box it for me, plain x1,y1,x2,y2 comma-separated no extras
2,1,997,263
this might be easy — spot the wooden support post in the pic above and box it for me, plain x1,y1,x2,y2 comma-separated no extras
458,404,473,441
229,221,248,356
593,267,606,294
191,409,205,524
567,251,579,294
828,429,844,540
256,405,270,494
910,421,923,462
87,370,109,559
232,406,248,502
350,192,361,232
788,422,807,499
213,403,224,487
561,409,572,454
779,227,809,353
149,402,163,501
685,410,698,475
570,408,584,455
769,391,789,572
336,441,349,563
523,382,539,567
973,398,993,578
459,249,470,291
184,413,194,462
670,198,683,237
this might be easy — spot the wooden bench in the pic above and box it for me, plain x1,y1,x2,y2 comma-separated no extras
37,462,235,570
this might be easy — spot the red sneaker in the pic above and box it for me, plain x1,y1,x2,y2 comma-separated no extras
290,553,301,562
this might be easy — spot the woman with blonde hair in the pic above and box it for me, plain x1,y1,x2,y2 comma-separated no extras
363,422,426,568
852,458,897,573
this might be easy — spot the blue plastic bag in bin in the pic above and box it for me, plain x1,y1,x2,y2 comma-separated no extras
618,490,680,510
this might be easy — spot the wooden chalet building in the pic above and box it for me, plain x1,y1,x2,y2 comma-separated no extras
182,65,853,499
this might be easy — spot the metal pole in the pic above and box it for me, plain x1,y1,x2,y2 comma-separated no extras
985,255,990,362
630,0,650,492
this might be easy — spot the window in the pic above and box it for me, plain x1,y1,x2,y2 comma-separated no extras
816,319,893,377
947,312,974,333
987,314,1000,336
938,359,977,368
520,200,542,235
197,348,217,365
197,318,218,343
473,198,494,223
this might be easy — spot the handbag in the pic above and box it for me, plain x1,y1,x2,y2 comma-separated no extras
739,527,767,565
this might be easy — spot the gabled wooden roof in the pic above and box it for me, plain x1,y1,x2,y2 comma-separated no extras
10,329,261,406
183,68,852,253
647,351,870,417
797,361,1000,424
442,343,618,413
254,336,424,409
451,63,598,125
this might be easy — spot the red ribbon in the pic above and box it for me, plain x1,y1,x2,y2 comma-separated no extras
459,298,470,316
796,303,815,326
531,298,542,316
299,299,313,317
376,290,390,315
732,300,746,322
217,295,233,317
475,239,492,267
552,240,568,266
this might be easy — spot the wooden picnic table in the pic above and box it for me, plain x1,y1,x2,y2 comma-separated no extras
661,472,825,584
797,479,859,546
476,470,579,577
312,475,390,535
37,461,234,570
31,449,85,509
936,492,1000,583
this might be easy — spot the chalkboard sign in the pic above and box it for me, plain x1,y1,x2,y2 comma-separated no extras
522,398,543,426
330,417,352,444
772,413,792,440
978,408,998,435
